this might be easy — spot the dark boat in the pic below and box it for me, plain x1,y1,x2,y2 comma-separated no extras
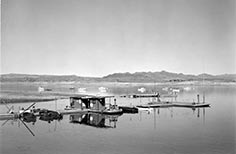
118,106,138,114
39,109,63,121
20,112,37,123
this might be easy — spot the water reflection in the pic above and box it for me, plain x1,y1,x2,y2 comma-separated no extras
1,104,210,137
138,107,209,130
1,110,63,136
69,113,120,128
1,86,235,154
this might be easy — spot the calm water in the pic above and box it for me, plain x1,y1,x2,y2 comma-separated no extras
0,85,235,154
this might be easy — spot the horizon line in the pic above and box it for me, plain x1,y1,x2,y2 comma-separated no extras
1,70,235,78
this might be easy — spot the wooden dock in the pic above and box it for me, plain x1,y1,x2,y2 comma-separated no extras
136,102,210,109
172,102,210,108
120,93,160,98
120,93,177,98
0,113,19,120
137,102,173,108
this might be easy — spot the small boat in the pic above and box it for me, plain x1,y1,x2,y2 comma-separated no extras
118,106,138,114
39,109,62,119
19,112,37,123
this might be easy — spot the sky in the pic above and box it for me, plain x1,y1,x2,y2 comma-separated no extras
1,0,235,77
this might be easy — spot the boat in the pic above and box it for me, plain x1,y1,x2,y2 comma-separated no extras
39,109,63,119
20,112,37,123
118,106,138,113
69,96,123,115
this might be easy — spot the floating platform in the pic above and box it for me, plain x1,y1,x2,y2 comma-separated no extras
120,94,177,98
173,102,210,108
136,102,210,109
137,103,173,108
120,94,160,98
131,94,159,98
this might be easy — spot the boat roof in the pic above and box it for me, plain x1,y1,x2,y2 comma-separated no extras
70,95,115,99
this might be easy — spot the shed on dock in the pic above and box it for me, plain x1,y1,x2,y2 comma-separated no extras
70,96,108,111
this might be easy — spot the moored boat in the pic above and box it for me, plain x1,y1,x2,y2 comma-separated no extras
118,106,138,113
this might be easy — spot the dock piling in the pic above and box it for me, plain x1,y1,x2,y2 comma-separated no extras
203,94,205,104
197,94,200,103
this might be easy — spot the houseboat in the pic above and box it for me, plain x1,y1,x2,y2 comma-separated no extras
69,96,123,115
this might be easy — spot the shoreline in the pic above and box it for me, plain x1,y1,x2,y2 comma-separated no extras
0,97,60,104
0,91,85,104
1,80,236,86
1,81,235,104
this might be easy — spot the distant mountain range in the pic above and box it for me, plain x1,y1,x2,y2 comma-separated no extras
103,71,236,82
1,71,236,82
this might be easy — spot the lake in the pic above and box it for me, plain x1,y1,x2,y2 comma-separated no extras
0,85,235,154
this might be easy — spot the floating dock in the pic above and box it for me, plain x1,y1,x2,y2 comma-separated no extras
120,93,177,98
136,94,210,109
172,102,210,108
136,102,210,109
120,93,160,98
137,102,173,108
0,113,18,120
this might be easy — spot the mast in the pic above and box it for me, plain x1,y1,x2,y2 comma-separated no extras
202,59,206,104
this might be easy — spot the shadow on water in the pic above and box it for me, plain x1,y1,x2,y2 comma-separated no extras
1,111,63,136
70,113,120,128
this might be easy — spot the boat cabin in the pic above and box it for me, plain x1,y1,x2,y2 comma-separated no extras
70,96,111,111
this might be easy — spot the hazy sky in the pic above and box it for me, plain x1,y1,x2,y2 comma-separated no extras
1,0,235,77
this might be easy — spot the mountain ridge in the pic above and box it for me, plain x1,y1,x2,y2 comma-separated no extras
1,71,236,82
